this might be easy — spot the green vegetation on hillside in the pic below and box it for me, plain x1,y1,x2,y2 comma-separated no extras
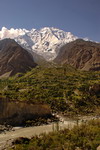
10,119,100,150
0,65,100,115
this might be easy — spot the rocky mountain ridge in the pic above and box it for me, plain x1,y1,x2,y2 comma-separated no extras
0,39,37,77
54,39,100,71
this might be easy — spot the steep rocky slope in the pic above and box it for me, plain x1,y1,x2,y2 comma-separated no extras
0,39,37,77
54,39,100,71
0,99,51,126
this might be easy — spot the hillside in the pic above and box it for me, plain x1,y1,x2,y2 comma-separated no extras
0,39,37,77
54,39,100,71
0,65,100,115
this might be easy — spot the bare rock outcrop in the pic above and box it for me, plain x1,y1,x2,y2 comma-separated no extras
54,39,100,71
0,39,37,77
0,99,51,126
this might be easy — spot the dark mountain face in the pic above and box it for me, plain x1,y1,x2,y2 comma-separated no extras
0,39,37,77
54,39,100,71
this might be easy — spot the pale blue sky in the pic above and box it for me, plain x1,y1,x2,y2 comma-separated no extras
0,0,100,41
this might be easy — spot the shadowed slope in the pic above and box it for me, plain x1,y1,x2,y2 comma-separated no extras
0,39,37,77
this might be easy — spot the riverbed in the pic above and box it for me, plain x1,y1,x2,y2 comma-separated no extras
0,115,99,150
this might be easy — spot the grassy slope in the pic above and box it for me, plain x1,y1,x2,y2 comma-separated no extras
0,65,100,115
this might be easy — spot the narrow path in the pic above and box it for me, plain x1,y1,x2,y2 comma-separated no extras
0,121,76,150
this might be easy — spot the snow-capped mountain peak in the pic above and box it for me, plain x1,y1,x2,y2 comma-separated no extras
0,27,78,60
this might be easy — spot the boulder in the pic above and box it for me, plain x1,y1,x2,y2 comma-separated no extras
97,145,100,150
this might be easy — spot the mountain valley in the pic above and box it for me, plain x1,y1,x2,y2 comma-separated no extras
0,27,77,60
0,27,100,150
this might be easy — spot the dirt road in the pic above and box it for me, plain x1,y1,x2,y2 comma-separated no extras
0,115,99,150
